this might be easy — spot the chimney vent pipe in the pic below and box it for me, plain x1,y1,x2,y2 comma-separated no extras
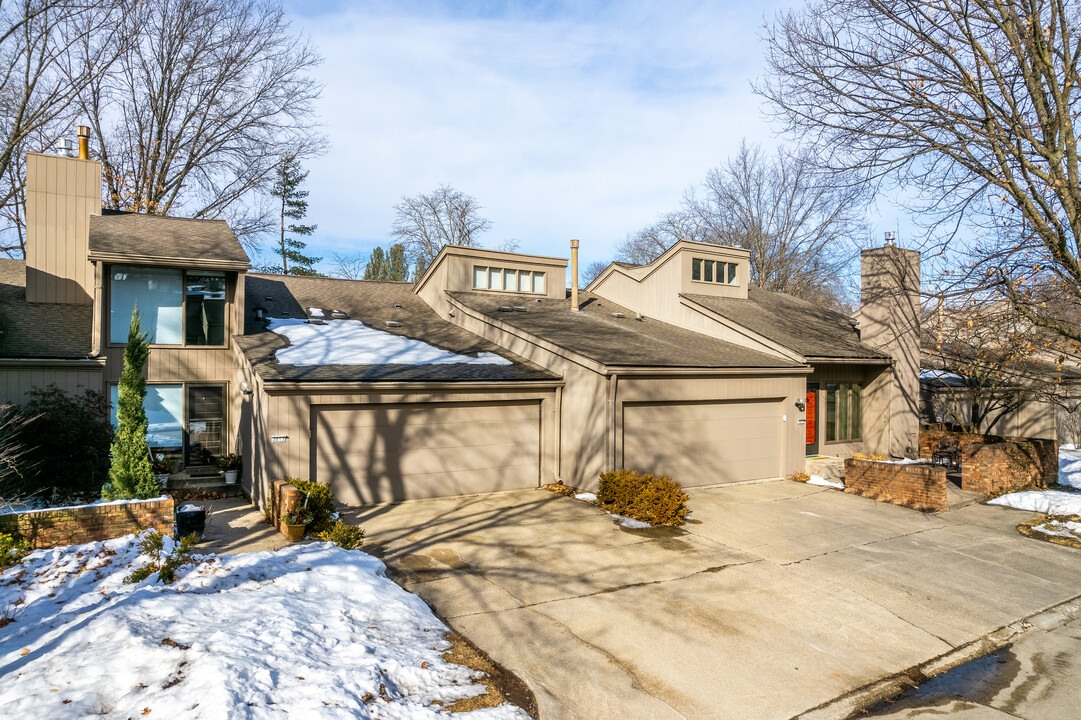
77,125,90,160
570,239,580,312
884,231,896,246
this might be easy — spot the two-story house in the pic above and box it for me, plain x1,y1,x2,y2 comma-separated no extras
0,142,921,509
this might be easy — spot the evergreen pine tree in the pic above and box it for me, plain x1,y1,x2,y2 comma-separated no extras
102,307,159,500
363,247,386,280
271,154,321,276
413,255,429,282
386,243,408,281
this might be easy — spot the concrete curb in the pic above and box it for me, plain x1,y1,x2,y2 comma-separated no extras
790,594,1081,720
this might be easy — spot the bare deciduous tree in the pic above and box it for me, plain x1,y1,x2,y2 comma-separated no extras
79,0,325,250
582,259,609,287
760,0,1081,340
391,184,491,268
922,296,1069,434
0,0,122,257
618,141,867,308
330,251,366,280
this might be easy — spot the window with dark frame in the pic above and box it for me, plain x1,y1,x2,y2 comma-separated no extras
825,382,862,442
109,266,228,346
691,258,738,285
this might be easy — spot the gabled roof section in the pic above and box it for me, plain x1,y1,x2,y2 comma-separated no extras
683,288,890,361
449,289,804,370
88,213,250,270
239,273,557,383
0,260,92,358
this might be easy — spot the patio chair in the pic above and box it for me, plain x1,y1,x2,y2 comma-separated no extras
931,437,961,472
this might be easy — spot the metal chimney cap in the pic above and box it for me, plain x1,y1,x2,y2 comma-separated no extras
570,239,579,248
76,125,90,138
884,231,896,246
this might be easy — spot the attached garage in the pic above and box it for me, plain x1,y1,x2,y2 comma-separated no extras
314,400,542,504
622,399,784,487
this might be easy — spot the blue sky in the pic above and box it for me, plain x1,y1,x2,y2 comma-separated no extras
274,0,910,275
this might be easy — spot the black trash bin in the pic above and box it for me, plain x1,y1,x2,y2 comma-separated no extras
175,505,206,540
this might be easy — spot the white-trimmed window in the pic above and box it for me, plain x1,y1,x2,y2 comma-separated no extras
691,258,738,285
473,266,546,294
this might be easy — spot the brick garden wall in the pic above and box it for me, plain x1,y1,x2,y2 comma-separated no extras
919,426,1058,493
0,497,174,549
844,459,949,512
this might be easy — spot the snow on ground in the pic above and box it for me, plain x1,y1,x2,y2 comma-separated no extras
574,492,597,502
1059,450,1081,490
807,475,845,490
989,490,1081,516
609,513,651,529
0,535,528,720
269,318,512,367
1030,518,1081,540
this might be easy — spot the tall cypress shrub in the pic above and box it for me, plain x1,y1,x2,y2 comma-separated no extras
102,307,159,500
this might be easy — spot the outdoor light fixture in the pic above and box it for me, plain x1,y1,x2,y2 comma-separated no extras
795,400,807,412
240,381,253,396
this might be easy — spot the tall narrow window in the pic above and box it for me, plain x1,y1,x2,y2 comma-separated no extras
488,267,502,290
518,271,531,292
692,258,702,281
532,271,545,293
473,266,487,289
504,268,517,290
185,272,226,346
726,262,737,284
825,382,862,442
704,261,714,282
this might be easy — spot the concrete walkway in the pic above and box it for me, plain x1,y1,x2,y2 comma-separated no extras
194,497,289,554
339,481,1081,720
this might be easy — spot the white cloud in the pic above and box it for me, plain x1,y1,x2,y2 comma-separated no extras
285,1,790,271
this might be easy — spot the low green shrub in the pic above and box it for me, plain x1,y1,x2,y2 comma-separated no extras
0,532,30,568
318,520,365,549
125,530,199,584
597,469,689,526
287,478,336,534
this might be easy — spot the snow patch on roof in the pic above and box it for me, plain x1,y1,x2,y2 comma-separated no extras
268,317,513,367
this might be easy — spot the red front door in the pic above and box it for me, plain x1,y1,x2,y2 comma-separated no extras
805,387,817,448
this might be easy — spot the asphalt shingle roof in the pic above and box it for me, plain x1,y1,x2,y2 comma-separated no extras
684,288,890,361
239,274,557,383
449,290,803,369
0,260,92,358
89,213,249,268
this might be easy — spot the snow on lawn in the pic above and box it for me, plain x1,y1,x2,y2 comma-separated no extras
269,318,511,367
807,475,844,490
573,492,597,502
989,490,1081,516
1059,450,1081,490
1030,518,1081,540
0,535,528,720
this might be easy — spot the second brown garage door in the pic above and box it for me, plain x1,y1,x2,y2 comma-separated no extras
622,399,783,487
314,401,541,505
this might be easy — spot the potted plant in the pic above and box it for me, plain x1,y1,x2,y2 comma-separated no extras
216,453,242,484
279,506,311,542
152,454,175,488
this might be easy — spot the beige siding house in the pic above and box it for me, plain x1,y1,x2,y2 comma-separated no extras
0,144,923,508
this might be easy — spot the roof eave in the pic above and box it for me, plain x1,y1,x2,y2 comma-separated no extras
89,251,250,271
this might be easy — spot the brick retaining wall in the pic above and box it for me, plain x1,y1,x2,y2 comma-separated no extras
920,426,1057,492
0,497,174,548
844,459,948,512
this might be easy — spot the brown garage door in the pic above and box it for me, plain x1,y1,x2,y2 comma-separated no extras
314,401,541,504
622,399,783,487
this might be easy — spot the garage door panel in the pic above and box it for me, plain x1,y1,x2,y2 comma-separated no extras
623,400,782,487
316,401,541,505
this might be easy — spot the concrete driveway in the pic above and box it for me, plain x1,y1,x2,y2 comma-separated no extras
341,481,1081,720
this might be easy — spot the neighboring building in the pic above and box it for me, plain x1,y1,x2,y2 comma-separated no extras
0,145,923,508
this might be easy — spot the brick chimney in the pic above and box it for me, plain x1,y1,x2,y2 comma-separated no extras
24,135,102,305
858,236,921,458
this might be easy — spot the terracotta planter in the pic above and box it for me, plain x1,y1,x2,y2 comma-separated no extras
282,522,306,542
224,470,239,484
